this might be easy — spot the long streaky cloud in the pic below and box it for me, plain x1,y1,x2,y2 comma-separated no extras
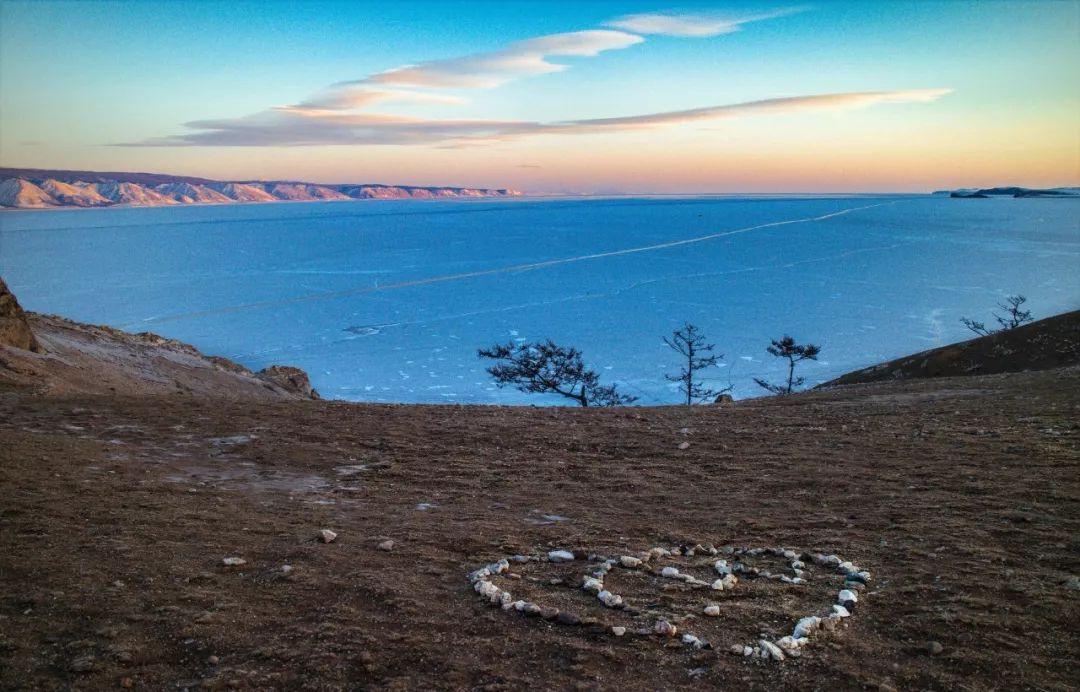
287,88,467,113
347,30,644,89
606,8,805,37
123,89,953,147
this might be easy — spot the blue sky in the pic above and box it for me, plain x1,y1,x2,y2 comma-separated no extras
1,1,1077,192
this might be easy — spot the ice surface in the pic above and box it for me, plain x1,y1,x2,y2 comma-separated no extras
2,196,1077,404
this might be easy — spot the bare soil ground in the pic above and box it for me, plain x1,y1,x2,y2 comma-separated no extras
2,366,1078,690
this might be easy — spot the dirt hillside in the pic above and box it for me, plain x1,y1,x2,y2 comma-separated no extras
823,309,1080,387
0,302,318,400
0,293,1078,690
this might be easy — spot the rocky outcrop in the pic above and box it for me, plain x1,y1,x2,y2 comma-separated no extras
0,282,318,400
256,365,320,399
0,277,42,353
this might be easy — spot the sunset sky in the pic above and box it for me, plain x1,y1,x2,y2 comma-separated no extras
1,0,1077,193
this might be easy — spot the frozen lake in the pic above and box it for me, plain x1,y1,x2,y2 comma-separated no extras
2,195,1078,404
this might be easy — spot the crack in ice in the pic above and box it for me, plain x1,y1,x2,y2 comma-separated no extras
128,202,893,328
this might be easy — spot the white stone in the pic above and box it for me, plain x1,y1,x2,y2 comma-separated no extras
759,640,785,661
377,539,394,551
832,604,851,618
682,634,706,649
703,605,720,617
654,619,677,636
598,590,623,608
793,616,820,639
222,557,246,566
661,566,681,578
743,646,754,656
721,574,738,589
318,529,337,543
612,626,626,637
710,579,725,591
548,549,574,563
838,589,858,603
619,555,642,568
713,560,730,575
582,577,603,593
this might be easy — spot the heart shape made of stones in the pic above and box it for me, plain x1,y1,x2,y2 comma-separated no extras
468,542,870,661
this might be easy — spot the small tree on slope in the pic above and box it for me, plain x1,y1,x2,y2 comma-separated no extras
664,322,729,406
478,339,637,407
961,294,1033,336
754,335,821,396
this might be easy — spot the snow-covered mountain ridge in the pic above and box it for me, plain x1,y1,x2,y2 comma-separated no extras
0,168,521,209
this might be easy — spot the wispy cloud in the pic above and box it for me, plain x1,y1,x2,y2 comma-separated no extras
606,8,804,37
349,30,644,90
287,88,467,113
123,89,952,147
122,10,952,151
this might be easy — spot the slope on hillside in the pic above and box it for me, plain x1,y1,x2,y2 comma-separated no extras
154,182,233,204
0,178,57,208
94,180,177,206
210,182,278,203
0,280,317,400
38,179,111,207
822,309,1080,386
265,182,350,201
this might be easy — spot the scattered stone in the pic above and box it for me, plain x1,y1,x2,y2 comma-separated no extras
120,677,134,688
927,641,944,656
678,441,691,450
838,589,858,603
597,590,623,608
612,626,626,637
729,644,744,655
318,529,337,543
221,557,246,567
619,555,642,568
377,540,394,551
703,605,720,617
661,566,681,578
682,633,707,649
208,655,220,665
547,549,574,563
832,605,851,618
654,620,678,637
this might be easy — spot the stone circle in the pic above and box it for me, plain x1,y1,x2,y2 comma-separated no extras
467,543,871,661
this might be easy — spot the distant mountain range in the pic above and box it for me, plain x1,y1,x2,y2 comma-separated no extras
932,186,1079,198
0,167,522,209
